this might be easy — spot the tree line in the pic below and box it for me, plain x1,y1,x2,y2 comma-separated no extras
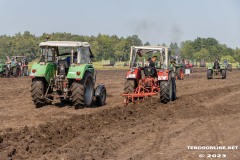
180,37,240,62
0,31,239,62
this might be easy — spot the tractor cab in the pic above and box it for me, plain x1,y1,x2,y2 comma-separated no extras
122,46,177,105
38,41,94,78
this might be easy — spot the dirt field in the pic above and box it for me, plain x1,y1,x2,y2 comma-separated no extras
0,69,240,160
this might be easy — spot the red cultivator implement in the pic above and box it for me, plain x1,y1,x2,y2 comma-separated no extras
122,76,160,105
122,46,177,105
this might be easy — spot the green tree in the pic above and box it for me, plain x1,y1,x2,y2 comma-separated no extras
193,48,209,61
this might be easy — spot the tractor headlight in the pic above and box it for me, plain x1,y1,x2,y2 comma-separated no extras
127,74,136,78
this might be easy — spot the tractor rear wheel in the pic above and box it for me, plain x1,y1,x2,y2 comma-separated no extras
160,78,176,103
207,70,212,79
124,79,136,93
222,69,226,79
71,72,94,107
31,78,45,107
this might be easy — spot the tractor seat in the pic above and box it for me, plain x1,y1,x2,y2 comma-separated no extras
143,66,157,77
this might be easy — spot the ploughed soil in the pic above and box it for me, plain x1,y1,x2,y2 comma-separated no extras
0,69,240,160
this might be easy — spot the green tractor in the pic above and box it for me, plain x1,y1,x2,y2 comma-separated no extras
0,56,7,77
29,41,106,108
207,60,227,79
221,58,232,71
10,56,28,77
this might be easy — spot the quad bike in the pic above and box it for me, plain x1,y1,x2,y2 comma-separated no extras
207,61,226,79
122,46,177,105
29,41,106,108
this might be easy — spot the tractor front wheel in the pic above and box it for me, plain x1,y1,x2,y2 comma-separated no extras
95,85,107,106
71,72,94,107
31,78,45,107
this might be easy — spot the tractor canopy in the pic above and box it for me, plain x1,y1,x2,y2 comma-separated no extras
129,46,171,69
39,41,93,65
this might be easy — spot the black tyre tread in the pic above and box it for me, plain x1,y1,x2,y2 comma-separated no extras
71,72,94,107
31,79,45,106
124,80,135,93
71,83,84,106
160,81,170,103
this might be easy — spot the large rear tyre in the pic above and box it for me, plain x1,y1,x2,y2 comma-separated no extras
222,69,226,79
207,70,212,79
124,79,136,93
160,78,176,103
71,72,94,107
31,78,45,107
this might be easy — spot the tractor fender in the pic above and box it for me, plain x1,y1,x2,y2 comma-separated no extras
94,85,106,97
207,64,213,70
126,68,141,80
29,62,56,83
67,64,94,80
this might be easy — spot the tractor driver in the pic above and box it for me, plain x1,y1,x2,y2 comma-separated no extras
147,55,157,68
213,59,220,69
145,56,158,77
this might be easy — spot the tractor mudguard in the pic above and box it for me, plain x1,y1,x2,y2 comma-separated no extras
67,64,94,80
220,64,226,70
95,85,106,97
29,62,56,83
126,68,141,80
207,64,213,70
157,69,169,81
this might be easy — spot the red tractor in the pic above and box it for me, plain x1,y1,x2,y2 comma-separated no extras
122,46,177,105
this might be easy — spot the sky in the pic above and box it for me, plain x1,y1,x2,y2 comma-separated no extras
0,0,239,48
